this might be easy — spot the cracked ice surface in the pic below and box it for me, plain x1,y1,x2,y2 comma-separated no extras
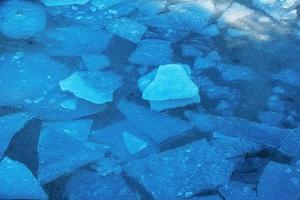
0,0,300,199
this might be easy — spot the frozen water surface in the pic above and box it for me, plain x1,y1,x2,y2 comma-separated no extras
0,0,300,199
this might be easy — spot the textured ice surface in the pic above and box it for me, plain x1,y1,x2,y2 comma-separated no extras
124,140,234,199
1,0,300,199
60,71,122,104
0,157,47,199
0,0,47,39
0,112,32,157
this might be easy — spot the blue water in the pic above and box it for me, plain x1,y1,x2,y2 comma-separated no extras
1,0,300,199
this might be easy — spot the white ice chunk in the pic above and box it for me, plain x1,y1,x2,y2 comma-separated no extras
143,64,199,101
59,71,122,104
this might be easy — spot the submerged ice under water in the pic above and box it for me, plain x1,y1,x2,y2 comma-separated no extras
0,0,300,199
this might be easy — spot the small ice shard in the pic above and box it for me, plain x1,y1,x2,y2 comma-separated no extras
0,52,69,106
258,161,300,200
218,2,254,27
0,157,48,199
124,140,234,200
0,112,32,157
117,99,193,143
91,0,125,10
59,71,122,104
0,0,47,39
44,119,93,141
40,26,111,56
41,0,90,6
143,64,199,101
129,39,173,66
38,124,105,184
92,120,157,161
106,17,147,43
200,24,220,37
123,131,148,154
82,54,111,71
65,169,138,200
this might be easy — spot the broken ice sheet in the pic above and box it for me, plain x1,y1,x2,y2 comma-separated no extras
258,161,300,200
0,112,32,157
39,26,111,56
117,99,193,143
60,71,122,104
0,0,47,39
64,169,138,200
92,120,157,161
0,52,69,106
106,17,147,43
0,157,47,200
37,123,107,184
124,140,234,199
128,39,173,66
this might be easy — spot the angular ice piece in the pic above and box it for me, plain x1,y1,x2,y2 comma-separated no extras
0,112,32,157
258,162,300,200
41,0,90,6
82,54,111,71
279,128,300,158
257,111,285,127
220,181,258,200
129,39,173,66
169,1,215,32
137,0,167,16
194,51,222,69
143,64,199,101
40,26,111,56
123,131,148,154
210,132,261,158
0,52,69,106
218,3,254,27
106,17,147,43
65,169,138,200
117,99,193,143
38,125,104,183
25,87,108,121
59,71,122,104
185,111,289,148
181,44,203,57
217,63,256,81
92,120,157,161
124,140,234,199
0,157,47,199
91,0,124,10
272,69,300,87
44,119,93,141
0,0,47,39
200,24,220,36
252,0,299,20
